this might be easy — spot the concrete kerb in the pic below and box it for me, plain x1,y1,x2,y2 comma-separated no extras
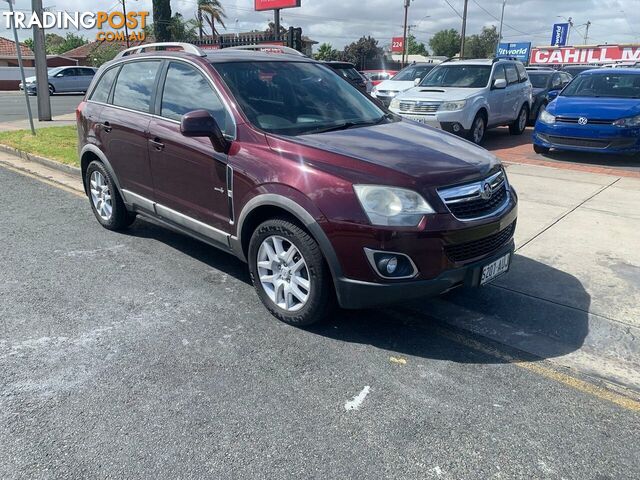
0,143,80,176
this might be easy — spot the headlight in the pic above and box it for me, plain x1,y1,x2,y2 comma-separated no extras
539,109,556,125
389,98,401,109
353,185,435,226
613,114,640,127
439,100,467,111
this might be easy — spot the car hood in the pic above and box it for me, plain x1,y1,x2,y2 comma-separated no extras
374,80,415,92
267,120,499,188
397,86,481,102
548,96,640,119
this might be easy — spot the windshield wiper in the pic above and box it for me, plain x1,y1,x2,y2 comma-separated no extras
304,118,385,135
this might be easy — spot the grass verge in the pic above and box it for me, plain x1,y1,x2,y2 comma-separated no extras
0,126,78,167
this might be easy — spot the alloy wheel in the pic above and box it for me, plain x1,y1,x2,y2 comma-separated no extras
89,170,113,220
257,235,311,312
473,117,485,144
518,107,527,131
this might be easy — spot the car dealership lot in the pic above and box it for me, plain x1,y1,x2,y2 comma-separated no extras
1,152,639,478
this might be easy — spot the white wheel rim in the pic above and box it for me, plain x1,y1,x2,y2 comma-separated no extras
89,171,113,221
257,235,310,312
474,118,484,143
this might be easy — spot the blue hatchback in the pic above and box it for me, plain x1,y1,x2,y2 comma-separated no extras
533,69,640,155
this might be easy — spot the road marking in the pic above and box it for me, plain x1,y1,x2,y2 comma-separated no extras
345,386,370,411
436,322,640,412
0,160,84,198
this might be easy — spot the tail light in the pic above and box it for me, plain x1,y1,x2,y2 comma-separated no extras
76,100,86,122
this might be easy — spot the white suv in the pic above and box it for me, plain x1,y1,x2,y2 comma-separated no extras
389,59,532,145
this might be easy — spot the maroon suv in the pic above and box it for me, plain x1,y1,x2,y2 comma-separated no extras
77,43,517,326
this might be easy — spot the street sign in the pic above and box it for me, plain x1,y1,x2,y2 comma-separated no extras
391,36,404,53
496,42,532,63
254,0,301,11
551,23,569,46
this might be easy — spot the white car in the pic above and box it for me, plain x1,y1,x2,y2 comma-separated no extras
389,58,532,145
371,63,436,106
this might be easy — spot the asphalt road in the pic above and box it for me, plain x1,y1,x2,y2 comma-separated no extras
1,166,639,479
0,91,82,123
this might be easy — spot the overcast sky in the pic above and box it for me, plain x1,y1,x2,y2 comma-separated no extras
3,0,640,50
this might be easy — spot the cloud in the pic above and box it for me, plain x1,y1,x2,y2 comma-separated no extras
3,0,640,50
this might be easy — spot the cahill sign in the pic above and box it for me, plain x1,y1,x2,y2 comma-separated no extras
531,45,640,65
2,10,149,42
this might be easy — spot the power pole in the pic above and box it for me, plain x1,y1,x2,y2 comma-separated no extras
460,0,469,59
32,0,51,121
6,0,35,134
497,0,507,52
274,9,281,40
584,20,591,44
566,17,574,45
121,0,130,48
402,0,410,66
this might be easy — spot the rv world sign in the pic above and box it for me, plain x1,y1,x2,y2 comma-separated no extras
531,45,640,65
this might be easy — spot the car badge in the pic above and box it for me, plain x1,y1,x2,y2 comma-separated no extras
480,181,493,200
578,117,588,125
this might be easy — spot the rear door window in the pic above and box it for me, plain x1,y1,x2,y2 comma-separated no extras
516,63,528,82
89,67,119,103
160,61,231,134
112,61,161,113
505,64,519,85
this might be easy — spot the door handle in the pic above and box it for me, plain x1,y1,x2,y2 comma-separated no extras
149,138,165,151
101,121,112,133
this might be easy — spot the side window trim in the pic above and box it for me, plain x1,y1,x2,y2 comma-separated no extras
87,64,121,103
151,60,169,116
105,65,122,105
155,59,236,140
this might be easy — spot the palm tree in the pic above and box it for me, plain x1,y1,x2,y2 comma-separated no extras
196,0,227,41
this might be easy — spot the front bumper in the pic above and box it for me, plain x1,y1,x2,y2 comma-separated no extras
390,109,474,134
335,240,515,309
533,121,640,153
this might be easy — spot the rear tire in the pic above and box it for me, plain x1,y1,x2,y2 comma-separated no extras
48,84,54,96
85,161,135,231
533,144,550,154
509,104,529,135
248,218,335,327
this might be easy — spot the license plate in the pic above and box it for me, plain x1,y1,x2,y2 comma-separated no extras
480,253,510,285
403,115,439,127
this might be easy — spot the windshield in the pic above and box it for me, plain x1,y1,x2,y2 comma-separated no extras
420,65,492,88
47,67,65,76
392,65,433,82
528,73,551,89
561,73,640,98
332,66,363,82
213,61,390,136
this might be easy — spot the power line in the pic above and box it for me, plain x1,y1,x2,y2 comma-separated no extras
442,0,462,19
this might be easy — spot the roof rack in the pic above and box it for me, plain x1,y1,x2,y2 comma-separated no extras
223,45,306,57
115,42,206,59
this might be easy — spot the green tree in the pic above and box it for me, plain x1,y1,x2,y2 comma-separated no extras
429,28,460,57
342,36,383,70
23,38,34,51
196,0,226,40
152,0,172,42
406,34,429,56
44,33,65,54
89,44,121,67
169,13,199,43
465,25,500,58
53,33,87,54
314,43,340,61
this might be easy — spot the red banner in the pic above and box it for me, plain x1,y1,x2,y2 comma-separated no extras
254,0,301,11
391,37,404,53
531,45,640,65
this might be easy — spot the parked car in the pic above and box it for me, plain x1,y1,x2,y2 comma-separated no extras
533,68,640,155
389,58,533,145
362,70,398,86
527,69,572,124
19,66,97,95
371,63,437,106
77,42,518,326
560,65,599,77
324,61,369,93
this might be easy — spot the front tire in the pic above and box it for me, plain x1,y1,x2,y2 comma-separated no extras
85,161,135,230
533,144,550,154
510,104,529,135
48,84,54,96
467,113,486,145
248,218,335,326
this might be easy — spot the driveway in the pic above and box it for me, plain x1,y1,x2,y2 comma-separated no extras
0,156,638,479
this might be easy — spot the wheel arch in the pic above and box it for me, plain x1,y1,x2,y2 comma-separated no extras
80,145,122,196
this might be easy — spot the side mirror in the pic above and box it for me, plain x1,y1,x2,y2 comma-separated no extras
493,78,507,89
181,109,229,154
547,90,560,101
414,78,421,86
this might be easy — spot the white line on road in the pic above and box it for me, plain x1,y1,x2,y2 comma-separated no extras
344,386,370,411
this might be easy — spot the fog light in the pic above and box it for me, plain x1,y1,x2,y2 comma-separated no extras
386,257,398,274
366,249,417,279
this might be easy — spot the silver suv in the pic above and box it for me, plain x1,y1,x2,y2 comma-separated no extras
389,59,532,145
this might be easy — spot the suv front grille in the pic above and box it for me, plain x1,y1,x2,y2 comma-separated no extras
438,170,509,220
445,221,516,263
399,101,441,114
